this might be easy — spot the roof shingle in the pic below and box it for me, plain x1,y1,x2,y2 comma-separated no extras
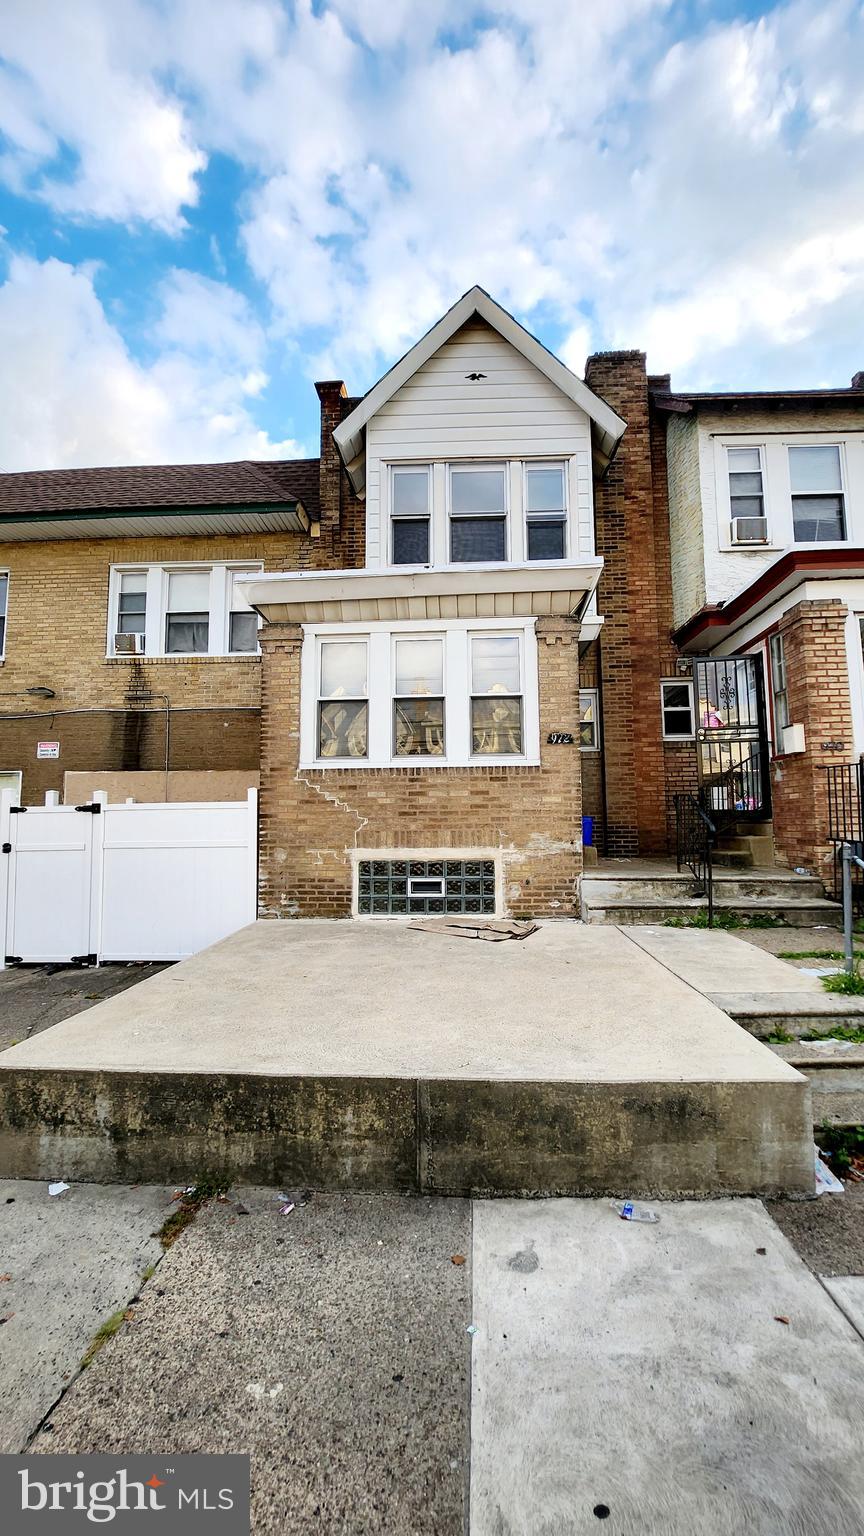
0,458,321,522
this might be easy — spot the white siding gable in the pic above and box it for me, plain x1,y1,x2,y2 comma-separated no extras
365,319,594,568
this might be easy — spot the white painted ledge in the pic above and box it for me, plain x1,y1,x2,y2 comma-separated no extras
237,560,603,625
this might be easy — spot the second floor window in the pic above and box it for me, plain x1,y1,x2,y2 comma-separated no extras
728,447,765,523
0,571,7,657
525,464,567,559
450,466,507,562
391,467,431,565
789,445,845,542
109,563,263,657
166,571,209,654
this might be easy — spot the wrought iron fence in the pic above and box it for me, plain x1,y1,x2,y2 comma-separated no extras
825,761,864,907
674,793,716,927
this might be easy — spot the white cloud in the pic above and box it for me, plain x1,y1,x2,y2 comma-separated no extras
0,257,303,469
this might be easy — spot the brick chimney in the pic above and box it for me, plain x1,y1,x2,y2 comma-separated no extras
314,380,347,532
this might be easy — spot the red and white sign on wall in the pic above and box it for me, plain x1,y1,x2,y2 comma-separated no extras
36,741,60,759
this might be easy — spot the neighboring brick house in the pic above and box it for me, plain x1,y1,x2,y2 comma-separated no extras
3,284,861,917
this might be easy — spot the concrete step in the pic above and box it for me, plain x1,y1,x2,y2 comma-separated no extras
583,873,825,904
719,993,864,1039
717,836,776,863
582,899,843,927
769,1040,864,1127
712,850,754,869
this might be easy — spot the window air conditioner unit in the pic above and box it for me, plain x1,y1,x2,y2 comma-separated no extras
730,515,769,545
114,632,145,655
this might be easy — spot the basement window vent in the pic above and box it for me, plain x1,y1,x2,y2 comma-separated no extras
357,859,496,916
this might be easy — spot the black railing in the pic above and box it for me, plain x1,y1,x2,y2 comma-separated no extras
674,793,716,926
825,761,864,907
697,742,764,826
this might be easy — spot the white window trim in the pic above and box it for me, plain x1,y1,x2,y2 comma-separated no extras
714,432,863,554
299,617,540,770
0,769,22,799
0,568,8,661
447,461,510,565
769,632,790,748
523,461,569,562
579,688,600,751
660,678,695,741
788,440,848,544
107,561,263,659
388,463,433,567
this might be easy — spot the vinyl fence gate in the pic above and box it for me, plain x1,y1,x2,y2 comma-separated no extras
0,789,258,968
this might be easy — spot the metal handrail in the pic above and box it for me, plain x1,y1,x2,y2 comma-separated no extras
698,741,762,822
674,793,716,927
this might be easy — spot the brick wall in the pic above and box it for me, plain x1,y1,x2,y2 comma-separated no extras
583,353,680,856
769,598,855,881
258,617,583,919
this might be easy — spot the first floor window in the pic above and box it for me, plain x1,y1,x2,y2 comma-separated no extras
393,637,445,756
660,679,695,740
579,689,599,750
450,465,507,562
471,634,522,754
789,444,845,541
318,639,368,759
769,633,789,739
166,570,210,654
0,571,7,655
117,571,146,642
391,466,431,565
525,463,566,560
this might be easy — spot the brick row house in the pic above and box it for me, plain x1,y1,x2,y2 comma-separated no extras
1,286,863,918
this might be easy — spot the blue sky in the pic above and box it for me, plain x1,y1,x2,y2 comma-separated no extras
0,0,863,469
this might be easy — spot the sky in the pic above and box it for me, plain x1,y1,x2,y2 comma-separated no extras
0,0,863,471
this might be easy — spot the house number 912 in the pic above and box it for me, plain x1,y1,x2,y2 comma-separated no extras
547,732,574,745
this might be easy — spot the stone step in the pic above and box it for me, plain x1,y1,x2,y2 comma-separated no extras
716,836,776,863
582,899,843,928
769,1041,864,1127
719,993,864,1040
582,874,825,904
712,850,754,869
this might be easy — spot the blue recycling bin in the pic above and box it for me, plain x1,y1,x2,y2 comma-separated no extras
582,815,594,848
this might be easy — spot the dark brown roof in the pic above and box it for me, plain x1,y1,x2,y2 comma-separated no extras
0,458,321,522
652,386,864,414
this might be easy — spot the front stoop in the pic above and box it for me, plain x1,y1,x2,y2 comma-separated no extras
582,867,842,927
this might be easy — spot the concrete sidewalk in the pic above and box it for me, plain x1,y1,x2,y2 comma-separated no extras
7,1187,863,1534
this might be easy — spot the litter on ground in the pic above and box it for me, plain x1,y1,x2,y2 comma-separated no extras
814,1148,846,1195
611,1200,660,1224
47,1182,70,1197
409,916,538,942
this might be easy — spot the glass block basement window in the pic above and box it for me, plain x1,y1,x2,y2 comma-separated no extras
357,859,496,915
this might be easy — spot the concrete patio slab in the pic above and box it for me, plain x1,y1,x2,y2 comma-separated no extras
0,922,814,1197
470,1199,864,1535
822,1276,864,1339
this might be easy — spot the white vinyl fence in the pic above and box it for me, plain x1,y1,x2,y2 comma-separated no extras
0,788,258,968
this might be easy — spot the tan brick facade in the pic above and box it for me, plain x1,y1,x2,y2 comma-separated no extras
257,617,583,919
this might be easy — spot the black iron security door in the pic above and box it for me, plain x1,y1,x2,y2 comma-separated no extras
693,656,771,821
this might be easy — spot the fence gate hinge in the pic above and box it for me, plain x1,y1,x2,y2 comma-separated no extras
1,842,10,854
9,805,26,814
75,803,102,814
70,952,98,966
4,955,22,966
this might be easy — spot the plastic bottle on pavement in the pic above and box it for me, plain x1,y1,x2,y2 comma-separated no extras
611,1200,660,1223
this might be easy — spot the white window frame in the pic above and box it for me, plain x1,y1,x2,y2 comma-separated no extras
317,635,369,762
769,632,790,745
660,678,695,741
523,461,569,562
788,441,847,544
0,568,8,660
107,562,263,658
299,618,540,770
579,688,600,751
0,769,22,800
389,464,433,567
447,462,510,565
391,632,446,760
727,444,766,531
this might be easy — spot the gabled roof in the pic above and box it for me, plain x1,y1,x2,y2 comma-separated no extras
333,287,626,486
0,458,319,520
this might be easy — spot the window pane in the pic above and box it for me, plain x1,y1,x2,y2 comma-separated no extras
0,572,7,616
471,697,522,755
662,683,690,711
120,572,147,595
451,468,506,513
392,518,429,565
525,466,565,512
527,518,565,560
318,700,368,758
230,611,258,653
394,697,445,756
580,719,597,748
166,615,209,653
450,516,506,562
663,709,693,736
320,640,367,698
472,635,520,694
0,615,5,652
167,570,210,611
789,445,842,493
395,638,443,695
728,448,761,473
230,572,258,613
729,496,764,519
580,692,597,748
392,470,429,516
729,472,763,496
792,496,845,541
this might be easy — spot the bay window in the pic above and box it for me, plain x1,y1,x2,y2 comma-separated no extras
391,467,431,565
449,466,507,562
318,639,368,759
525,464,567,559
789,445,845,542
470,634,523,755
302,622,538,768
